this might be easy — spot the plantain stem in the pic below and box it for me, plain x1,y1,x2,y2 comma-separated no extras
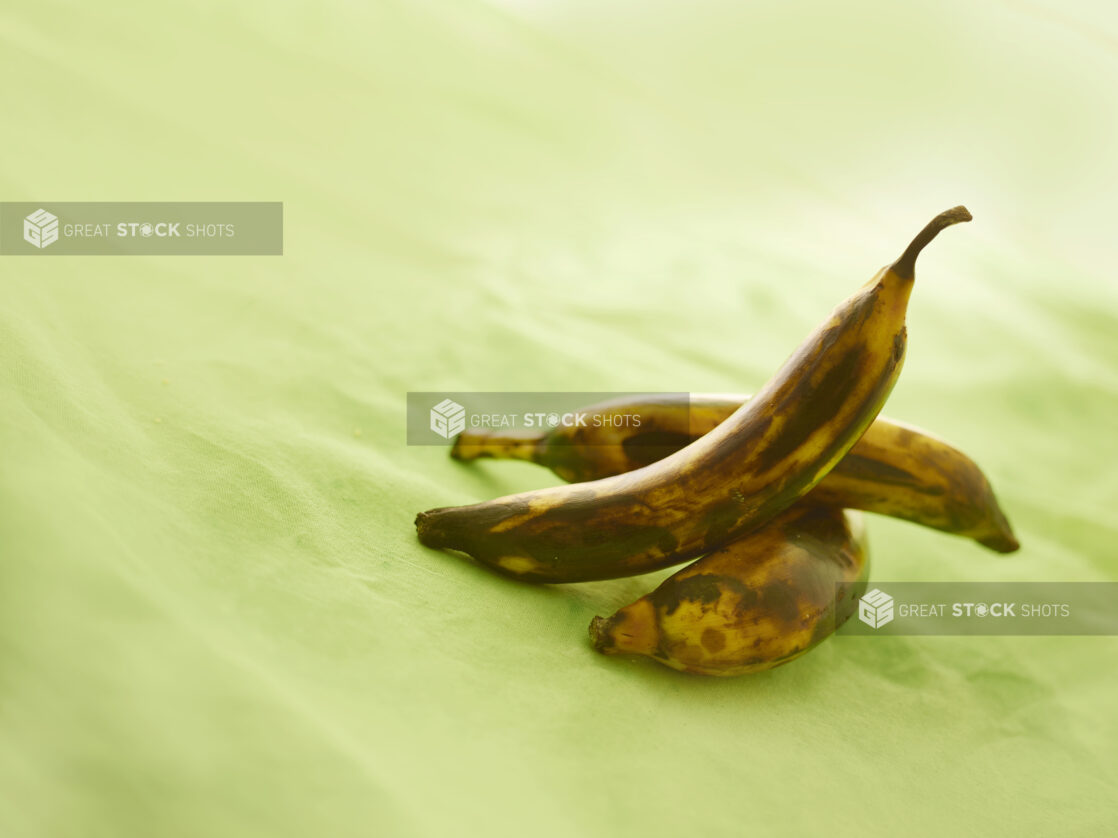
892,205,972,280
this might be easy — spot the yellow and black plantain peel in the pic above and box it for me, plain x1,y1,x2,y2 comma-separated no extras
589,504,869,676
416,207,972,583
452,393,1018,553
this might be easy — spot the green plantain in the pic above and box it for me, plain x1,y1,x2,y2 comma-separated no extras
589,504,868,676
416,207,972,582
452,392,1018,553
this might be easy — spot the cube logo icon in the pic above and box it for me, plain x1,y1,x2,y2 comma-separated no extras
430,398,466,439
24,209,60,249
858,588,894,629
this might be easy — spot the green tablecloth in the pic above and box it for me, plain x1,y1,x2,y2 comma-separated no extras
3,1,1116,835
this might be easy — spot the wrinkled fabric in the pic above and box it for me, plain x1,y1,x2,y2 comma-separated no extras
2,1,1117,836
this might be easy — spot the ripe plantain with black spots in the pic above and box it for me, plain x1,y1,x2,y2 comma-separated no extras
589,504,869,676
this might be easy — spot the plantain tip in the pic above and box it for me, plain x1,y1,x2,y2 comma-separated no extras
589,615,615,653
415,509,448,547
943,205,973,224
892,205,973,280
448,435,470,461
978,532,1021,554
981,497,1019,554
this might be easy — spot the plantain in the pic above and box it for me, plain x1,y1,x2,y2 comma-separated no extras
416,207,972,583
452,392,1019,553
589,504,868,676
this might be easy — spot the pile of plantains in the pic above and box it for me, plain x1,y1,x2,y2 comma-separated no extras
416,207,1018,676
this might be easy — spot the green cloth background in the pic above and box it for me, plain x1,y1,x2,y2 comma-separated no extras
3,1,1117,835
